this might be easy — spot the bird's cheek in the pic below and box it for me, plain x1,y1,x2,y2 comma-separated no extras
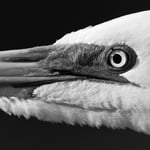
121,65,150,88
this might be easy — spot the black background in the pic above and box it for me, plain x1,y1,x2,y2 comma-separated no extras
0,1,150,150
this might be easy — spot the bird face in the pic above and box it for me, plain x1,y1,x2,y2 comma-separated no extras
0,11,150,134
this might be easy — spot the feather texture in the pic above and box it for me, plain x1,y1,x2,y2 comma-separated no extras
1,80,150,134
1,10,150,135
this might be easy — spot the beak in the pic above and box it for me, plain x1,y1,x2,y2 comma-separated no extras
0,46,84,86
0,44,130,87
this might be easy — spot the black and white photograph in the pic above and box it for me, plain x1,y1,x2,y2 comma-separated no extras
0,1,150,150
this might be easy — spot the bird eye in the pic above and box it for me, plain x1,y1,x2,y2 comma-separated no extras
106,44,137,73
109,50,127,68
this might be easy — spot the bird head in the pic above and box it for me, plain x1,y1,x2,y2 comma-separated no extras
0,10,150,134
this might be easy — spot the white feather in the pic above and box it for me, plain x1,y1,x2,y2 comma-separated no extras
1,11,150,134
55,10,150,88
55,10,150,46
1,80,150,134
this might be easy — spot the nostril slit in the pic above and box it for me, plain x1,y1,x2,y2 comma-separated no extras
3,57,45,62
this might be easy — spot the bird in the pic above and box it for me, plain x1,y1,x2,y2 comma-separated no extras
0,10,149,134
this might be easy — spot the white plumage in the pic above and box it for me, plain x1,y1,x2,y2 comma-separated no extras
56,10,150,87
0,11,150,134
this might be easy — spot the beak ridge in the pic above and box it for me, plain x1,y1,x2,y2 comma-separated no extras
0,46,86,86
0,46,53,85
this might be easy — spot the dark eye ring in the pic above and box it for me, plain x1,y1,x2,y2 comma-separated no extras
106,44,137,73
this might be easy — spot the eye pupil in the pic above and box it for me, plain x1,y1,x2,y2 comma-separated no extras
113,54,122,64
